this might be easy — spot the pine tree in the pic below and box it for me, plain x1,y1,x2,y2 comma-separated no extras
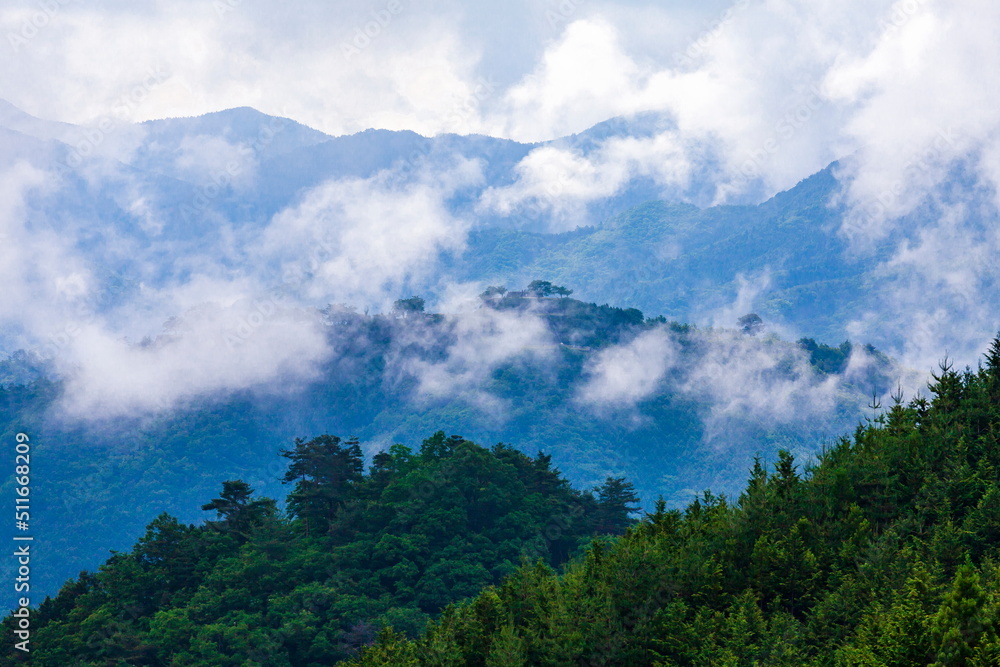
594,477,640,535
201,480,275,538
281,434,364,535
932,561,996,666
983,334,1000,398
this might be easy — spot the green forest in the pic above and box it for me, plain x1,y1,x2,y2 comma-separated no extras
6,336,1000,665
0,433,637,665
340,338,1000,666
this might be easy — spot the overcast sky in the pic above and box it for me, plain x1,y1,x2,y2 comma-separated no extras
6,0,999,202
2,0,734,138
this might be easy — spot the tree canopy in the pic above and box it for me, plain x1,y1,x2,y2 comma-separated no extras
344,335,1000,666
5,433,636,665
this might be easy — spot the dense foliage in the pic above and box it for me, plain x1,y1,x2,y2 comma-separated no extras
345,337,1000,666
1,433,637,665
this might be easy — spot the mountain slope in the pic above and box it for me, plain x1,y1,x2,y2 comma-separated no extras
346,336,1000,666
0,294,887,610
9,336,998,665
1,433,630,665
452,165,896,344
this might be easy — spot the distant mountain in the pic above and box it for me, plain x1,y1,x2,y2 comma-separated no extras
0,100,976,613
451,165,897,344
0,99,79,143
0,99,954,356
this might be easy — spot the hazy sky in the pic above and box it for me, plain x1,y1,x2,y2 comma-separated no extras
3,0,734,138
6,0,999,205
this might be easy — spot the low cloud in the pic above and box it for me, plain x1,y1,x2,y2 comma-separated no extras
56,301,330,418
846,202,1000,380
678,331,843,429
576,325,880,443
258,158,483,308
0,162,94,342
4,0,1000,422
478,130,691,229
393,304,555,415
0,146,485,419
576,327,677,407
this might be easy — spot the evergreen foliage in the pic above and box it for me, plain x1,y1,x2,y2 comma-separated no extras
2,433,633,665
340,335,1000,666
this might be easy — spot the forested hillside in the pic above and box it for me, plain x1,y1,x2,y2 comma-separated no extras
5,337,998,665
0,433,637,665
0,291,887,609
344,336,1000,666
453,166,898,345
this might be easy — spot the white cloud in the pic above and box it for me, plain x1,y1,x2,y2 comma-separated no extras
395,304,555,413
0,162,95,338
172,135,258,190
496,18,643,142
577,327,677,407
700,270,773,331
845,202,1000,378
678,331,843,429
574,323,878,446
259,158,482,307
4,0,1000,420
56,301,330,418
0,138,490,419
478,130,690,228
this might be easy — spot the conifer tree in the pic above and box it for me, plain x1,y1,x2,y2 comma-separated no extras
594,476,640,534
201,480,275,538
932,561,996,666
281,434,364,535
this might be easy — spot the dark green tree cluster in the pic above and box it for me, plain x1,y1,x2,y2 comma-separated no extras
478,280,573,302
738,312,764,336
392,297,426,317
798,337,853,374
525,280,573,298
1,433,635,666
345,336,1000,666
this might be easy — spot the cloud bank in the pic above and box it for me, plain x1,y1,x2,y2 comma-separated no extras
3,0,999,422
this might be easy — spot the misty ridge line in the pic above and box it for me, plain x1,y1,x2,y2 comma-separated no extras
0,152,959,424
1,44,998,425
4,280,897,443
